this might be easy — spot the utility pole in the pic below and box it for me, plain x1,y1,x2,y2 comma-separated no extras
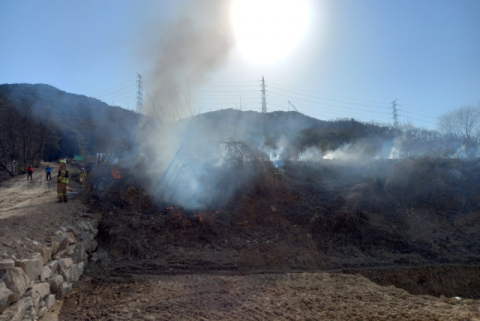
136,73,143,114
261,76,267,113
392,99,399,128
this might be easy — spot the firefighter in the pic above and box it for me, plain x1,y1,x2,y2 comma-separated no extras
57,159,69,203
78,168,87,187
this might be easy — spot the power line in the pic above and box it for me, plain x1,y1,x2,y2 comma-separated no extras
267,84,390,110
90,80,136,96
93,83,136,100
267,91,392,115
267,81,390,105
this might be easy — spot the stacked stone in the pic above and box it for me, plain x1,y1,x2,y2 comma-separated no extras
0,218,100,321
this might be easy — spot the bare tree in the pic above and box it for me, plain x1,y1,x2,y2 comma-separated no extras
437,104,480,157
0,90,60,177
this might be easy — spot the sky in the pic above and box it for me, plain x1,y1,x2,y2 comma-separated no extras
1,0,479,129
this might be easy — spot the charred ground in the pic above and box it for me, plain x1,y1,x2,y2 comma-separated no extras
81,157,480,301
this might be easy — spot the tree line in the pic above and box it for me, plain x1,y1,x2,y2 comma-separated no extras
0,90,59,176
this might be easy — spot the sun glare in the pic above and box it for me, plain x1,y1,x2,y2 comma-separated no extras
230,0,311,64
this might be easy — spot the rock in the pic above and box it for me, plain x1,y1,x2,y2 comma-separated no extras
86,222,95,232
0,259,15,269
93,228,99,237
90,218,99,229
58,258,73,271
70,262,84,282
70,249,80,264
60,268,72,283
54,249,67,259
40,266,51,282
75,243,87,262
47,275,64,294
57,282,71,299
82,239,92,253
44,294,55,309
74,222,86,232
0,280,14,313
0,296,33,321
34,283,50,301
67,225,82,236
0,259,15,278
50,240,59,256
65,232,77,245
79,222,90,232
91,240,98,251
22,297,36,321
33,291,41,315
58,226,67,233
66,244,76,256
47,260,59,273
78,232,91,242
51,235,68,253
37,306,48,318
38,247,52,265
2,267,30,303
15,253,43,281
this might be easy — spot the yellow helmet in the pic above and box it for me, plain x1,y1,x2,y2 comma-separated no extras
59,159,66,164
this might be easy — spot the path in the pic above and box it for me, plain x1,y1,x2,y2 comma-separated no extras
0,163,59,220
0,163,87,259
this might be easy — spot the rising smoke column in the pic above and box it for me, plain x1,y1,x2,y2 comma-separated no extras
145,0,234,119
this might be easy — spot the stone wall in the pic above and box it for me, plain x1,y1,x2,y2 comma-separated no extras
0,217,100,320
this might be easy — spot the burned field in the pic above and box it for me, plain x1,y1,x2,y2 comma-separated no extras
68,158,480,299
47,156,480,320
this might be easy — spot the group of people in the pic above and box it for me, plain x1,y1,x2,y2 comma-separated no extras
25,161,87,203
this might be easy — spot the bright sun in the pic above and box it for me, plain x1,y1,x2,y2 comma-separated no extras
230,0,311,64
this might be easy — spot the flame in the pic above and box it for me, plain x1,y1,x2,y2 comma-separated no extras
112,170,122,179
172,212,182,223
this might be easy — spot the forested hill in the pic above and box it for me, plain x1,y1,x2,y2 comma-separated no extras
0,83,140,174
0,83,402,178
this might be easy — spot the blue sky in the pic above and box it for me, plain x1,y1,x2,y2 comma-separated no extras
1,0,479,129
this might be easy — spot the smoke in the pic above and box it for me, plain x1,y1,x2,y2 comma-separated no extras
297,137,395,161
144,0,234,119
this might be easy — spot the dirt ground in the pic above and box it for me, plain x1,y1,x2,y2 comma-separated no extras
2,161,480,320
0,163,87,260
58,272,480,321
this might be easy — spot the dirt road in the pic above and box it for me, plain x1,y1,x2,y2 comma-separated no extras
0,164,59,220
0,163,87,260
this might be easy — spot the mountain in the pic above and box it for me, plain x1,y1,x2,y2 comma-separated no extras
0,83,141,175
0,83,397,177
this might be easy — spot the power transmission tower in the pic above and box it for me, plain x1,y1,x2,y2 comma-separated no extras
392,99,399,128
136,73,143,114
261,76,267,113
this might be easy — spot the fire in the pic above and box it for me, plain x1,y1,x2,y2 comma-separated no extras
112,170,121,179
